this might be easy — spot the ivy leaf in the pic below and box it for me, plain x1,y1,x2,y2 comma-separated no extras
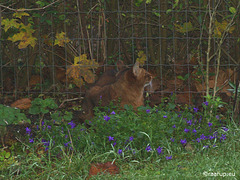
36,1,46,7
54,32,70,47
229,7,236,14
146,0,152,4
173,0,179,9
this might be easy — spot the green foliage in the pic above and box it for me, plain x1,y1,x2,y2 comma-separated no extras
0,150,11,161
228,81,240,94
21,94,231,163
51,110,73,124
29,98,58,115
0,105,30,126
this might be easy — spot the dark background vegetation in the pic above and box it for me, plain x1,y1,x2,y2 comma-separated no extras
0,0,239,109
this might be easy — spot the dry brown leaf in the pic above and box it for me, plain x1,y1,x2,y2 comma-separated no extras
88,161,119,179
194,69,234,96
11,98,31,110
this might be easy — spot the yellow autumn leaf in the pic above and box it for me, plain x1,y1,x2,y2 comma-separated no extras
20,23,35,34
83,70,96,83
8,32,36,49
67,54,98,87
136,51,146,65
73,78,84,88
13,10,30,19
175,22,195,33
1,18,19,31
73,54,98,68
8,31,26,42
54,32,70,47
214,20,235,37
18,35,37,49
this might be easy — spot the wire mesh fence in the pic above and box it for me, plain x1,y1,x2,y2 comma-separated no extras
0,0,239,107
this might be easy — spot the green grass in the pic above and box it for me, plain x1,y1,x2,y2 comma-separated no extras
1,124,239,180
1,95,239,179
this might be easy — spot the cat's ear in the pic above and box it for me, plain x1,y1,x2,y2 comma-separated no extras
133,61,140,77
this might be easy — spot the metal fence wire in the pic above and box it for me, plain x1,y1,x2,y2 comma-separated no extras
0,0,239,106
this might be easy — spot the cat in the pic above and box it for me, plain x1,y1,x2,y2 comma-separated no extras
79,61,153,123
93,60,126,87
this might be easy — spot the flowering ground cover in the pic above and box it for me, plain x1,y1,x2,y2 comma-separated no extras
0,94,240,179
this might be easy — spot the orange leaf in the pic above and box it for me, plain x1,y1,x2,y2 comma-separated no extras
11,98,32,110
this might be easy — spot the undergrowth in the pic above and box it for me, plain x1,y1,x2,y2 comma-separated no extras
0,94,239,179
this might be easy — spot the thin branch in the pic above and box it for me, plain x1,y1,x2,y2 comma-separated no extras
0,0,61,12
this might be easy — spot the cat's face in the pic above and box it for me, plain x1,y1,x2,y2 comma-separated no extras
133,62,153,87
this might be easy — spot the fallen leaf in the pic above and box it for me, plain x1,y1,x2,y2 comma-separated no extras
88,161,119,179
11,98,31,110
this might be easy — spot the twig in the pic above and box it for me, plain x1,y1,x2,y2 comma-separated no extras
15,137,30,148
59,97,82,108
213,1,240,97
0,0,61,12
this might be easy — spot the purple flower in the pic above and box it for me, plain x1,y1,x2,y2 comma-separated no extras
196,138,201,143
29,138,34,143
113,142,116,147
129,136,134,141
64,141,71,147
193,107,199,113
146,109,150,113
45,147,49,151
104,115,111,122
220,134,226,141
209,135,215,140
100,95,102,99
146,145,152,152
200,134,206,140
37,125,39,130
208,122,213,127
166,156,172,160
203,145,209,149
213,144,216,147
184,128,190,133
68,121,76,129
26,127,31,134
172,125,176,128
44,141,50,146
156,146,163,155
108,136,114,141
222,127,228,132
180,139,187,145
47,125,51,129
187,120,192,126
118,149,123,154
192,129,197,133
110,111,116,115
42,121,44,126
163,115,167,118
216,115,220,119
178,114,181,117
170,138,175,142
203,101,209,106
